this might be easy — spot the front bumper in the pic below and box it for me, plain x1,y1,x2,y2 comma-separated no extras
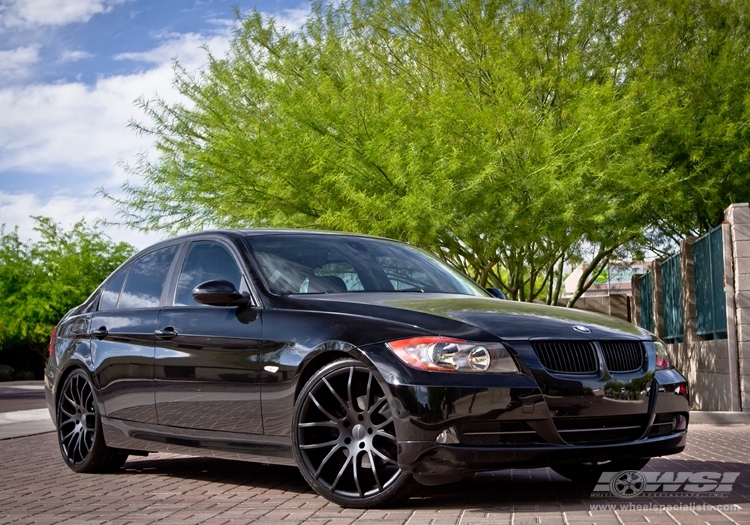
400,432,687,484
362,343,690,484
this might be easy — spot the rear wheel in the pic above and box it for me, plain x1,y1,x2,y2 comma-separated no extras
57,369,127,473
292,359,416,508
552,458,651,485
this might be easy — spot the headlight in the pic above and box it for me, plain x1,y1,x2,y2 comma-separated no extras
654,339,672,370
386,337,518,373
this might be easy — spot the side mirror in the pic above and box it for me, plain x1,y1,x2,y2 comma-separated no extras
192,280,250,307
486,288,506,300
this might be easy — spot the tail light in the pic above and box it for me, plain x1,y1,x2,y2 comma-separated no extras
48,325,58,357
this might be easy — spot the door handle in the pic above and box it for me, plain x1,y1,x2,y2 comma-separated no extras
90,327,108,339
154,327,178,340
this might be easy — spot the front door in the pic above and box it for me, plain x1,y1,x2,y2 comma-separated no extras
154,240,264,434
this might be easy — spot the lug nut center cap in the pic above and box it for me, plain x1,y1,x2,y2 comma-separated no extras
352,423,367,440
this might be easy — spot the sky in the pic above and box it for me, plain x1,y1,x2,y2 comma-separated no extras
0,0,310,249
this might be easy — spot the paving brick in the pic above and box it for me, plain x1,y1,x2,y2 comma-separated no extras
1,429,750,525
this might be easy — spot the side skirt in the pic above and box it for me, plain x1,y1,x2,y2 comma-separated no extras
101,416,296,466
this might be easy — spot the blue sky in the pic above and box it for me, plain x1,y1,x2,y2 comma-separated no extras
0,0,310,248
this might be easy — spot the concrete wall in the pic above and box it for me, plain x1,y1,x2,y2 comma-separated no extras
556,294,630,322
632,203,750,412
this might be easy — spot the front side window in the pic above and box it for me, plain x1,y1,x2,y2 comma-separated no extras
118,245,180,309
175,241,243,306
99,264,131,311
244,234,487,297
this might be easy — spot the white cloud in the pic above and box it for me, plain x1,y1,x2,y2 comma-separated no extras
114,31,231,67
0,0,125,29
265,5,311,33
58,50,94,63
0,45,40,78
0,32,230,178
0,191,163,249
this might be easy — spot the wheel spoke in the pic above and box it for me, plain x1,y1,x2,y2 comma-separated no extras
60,427,76,445
346,367,354,411
376,429,397,441
371,447,398,466
330,453,352,492
374,417,394,429
309,393,339,422
364,372,373,412
315,445,341,479
353,453,363,497
368,396,387,416
368,450,382,491
76,377,85,405
59,404,76,418
321,377,348,413
299,439,340,450
298,421,338,428
63,392,77,408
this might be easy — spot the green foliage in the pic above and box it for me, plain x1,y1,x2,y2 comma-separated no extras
112,0,750,304
0,218,136,359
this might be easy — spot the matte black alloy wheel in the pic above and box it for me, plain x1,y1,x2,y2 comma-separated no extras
293,359,415,507
57,369,127,472
58,371,96,466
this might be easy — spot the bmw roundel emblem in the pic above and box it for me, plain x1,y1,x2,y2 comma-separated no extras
573,325,591,333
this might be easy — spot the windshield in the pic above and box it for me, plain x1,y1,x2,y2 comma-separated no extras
243,234,487,297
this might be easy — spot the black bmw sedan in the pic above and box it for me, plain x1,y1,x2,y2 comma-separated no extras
45,230,688,507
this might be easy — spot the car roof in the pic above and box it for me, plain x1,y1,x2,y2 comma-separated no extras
143,228,401,250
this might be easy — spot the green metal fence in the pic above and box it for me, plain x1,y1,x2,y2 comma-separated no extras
693,226,727,339
638,271,654,333
661,254,684,342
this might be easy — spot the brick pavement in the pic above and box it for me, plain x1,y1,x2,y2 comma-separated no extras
1,425,749,525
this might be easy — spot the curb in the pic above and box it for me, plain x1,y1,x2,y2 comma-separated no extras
690,411,750,424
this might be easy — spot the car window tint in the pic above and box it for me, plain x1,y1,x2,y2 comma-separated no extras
376,256,435,291
99,264,131,311
175,241,243,306
244,234,487,296
118,245,179,309
314,262,364,291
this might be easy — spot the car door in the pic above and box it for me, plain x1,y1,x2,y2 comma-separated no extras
91,244,181,424
154,238,264,434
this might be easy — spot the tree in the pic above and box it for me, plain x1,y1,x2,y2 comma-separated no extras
0,218,136,365
111,0,750,304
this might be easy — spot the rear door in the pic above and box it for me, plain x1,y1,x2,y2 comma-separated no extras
91,244,181,424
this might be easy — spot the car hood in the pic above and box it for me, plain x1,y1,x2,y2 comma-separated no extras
285,293,648,341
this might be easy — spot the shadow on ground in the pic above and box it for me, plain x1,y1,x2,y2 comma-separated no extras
118,454,750,510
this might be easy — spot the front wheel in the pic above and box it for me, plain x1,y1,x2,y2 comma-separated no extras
57,369,128,473
292,358,416,508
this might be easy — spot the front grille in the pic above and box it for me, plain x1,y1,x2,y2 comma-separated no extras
532,341,598,374
554,414,647,444
601,341,645,372
455,421,542,446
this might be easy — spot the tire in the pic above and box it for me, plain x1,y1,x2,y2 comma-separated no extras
292,358,417,508
57,369,128,473
552,458,651,485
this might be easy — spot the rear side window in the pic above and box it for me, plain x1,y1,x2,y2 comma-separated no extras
118,245,179,309
99,265,131,311
175,241,243,306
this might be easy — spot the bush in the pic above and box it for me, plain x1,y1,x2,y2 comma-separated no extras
0,364,14,382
